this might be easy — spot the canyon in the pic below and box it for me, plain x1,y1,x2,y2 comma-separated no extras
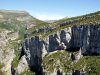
0,10,100,75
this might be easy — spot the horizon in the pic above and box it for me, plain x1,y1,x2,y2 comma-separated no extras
0,0,100,20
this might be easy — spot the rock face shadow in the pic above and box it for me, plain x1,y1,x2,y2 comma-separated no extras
72,70,81,75
22,36,44,75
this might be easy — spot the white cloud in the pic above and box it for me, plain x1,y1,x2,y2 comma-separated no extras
35,15,64,20
27,10,64,20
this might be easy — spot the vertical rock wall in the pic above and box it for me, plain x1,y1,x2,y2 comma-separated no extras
71,25,100,54
22,24,100,75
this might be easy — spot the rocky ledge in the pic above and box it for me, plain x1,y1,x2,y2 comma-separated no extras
21,24,100,75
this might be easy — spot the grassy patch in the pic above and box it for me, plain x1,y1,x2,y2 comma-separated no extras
27,19,48,33
43,50,100,74
0,70,6,75
43,50,72,73
0,22,17,31
0,63,4,69
11,56,20,68
85,56,100,75
10,40,21,68
0,63,6,75
20,69,35,75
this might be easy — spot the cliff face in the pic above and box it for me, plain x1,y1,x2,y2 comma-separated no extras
23,27,72,58
0,10,48,75
0,29,17,75
23,37,45,75
22,27,72,74
23,24,100,56
22,24,100,74
48,27,71,52
71,24,100,54
1,10,99,75
48,24,100,54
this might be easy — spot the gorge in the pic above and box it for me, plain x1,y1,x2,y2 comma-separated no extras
0,10,100,75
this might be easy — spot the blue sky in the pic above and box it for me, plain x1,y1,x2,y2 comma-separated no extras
0,0,100,20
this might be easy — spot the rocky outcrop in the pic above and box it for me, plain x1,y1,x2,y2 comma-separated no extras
48,27,71,52
0,30,18,46
22,24,100,75
22,36,46,75
43,24,100,55
0,11,99,75
15,55,29,75
1,49,15,75
0,29,19,75
71,24,100,55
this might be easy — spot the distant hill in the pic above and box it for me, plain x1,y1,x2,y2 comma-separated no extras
24,11,100,37
0,10,48,39
43,20,57,23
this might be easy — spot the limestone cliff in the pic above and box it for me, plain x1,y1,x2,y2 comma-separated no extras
0,10,48,75
0,11,100,75
22,24,100,75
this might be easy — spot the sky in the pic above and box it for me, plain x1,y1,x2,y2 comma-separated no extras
0,0,100,20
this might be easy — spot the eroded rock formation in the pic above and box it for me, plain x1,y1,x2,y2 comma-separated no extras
21,24,100,75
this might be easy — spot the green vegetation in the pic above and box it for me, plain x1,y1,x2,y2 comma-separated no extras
0,22,17,31
20,70,35,75
0,71,6,75
0,11,99,38
0,63,6,75
10,18,48,68
30,11,100,38
73,56,100,75
27,18,48,36
43,50,72,73
43,50,100,75
11,40,21,68
85,56,100,75
51,11,100,27
0,63,4,69
43,11,100,37
0,10,100,75
11,56,20,68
